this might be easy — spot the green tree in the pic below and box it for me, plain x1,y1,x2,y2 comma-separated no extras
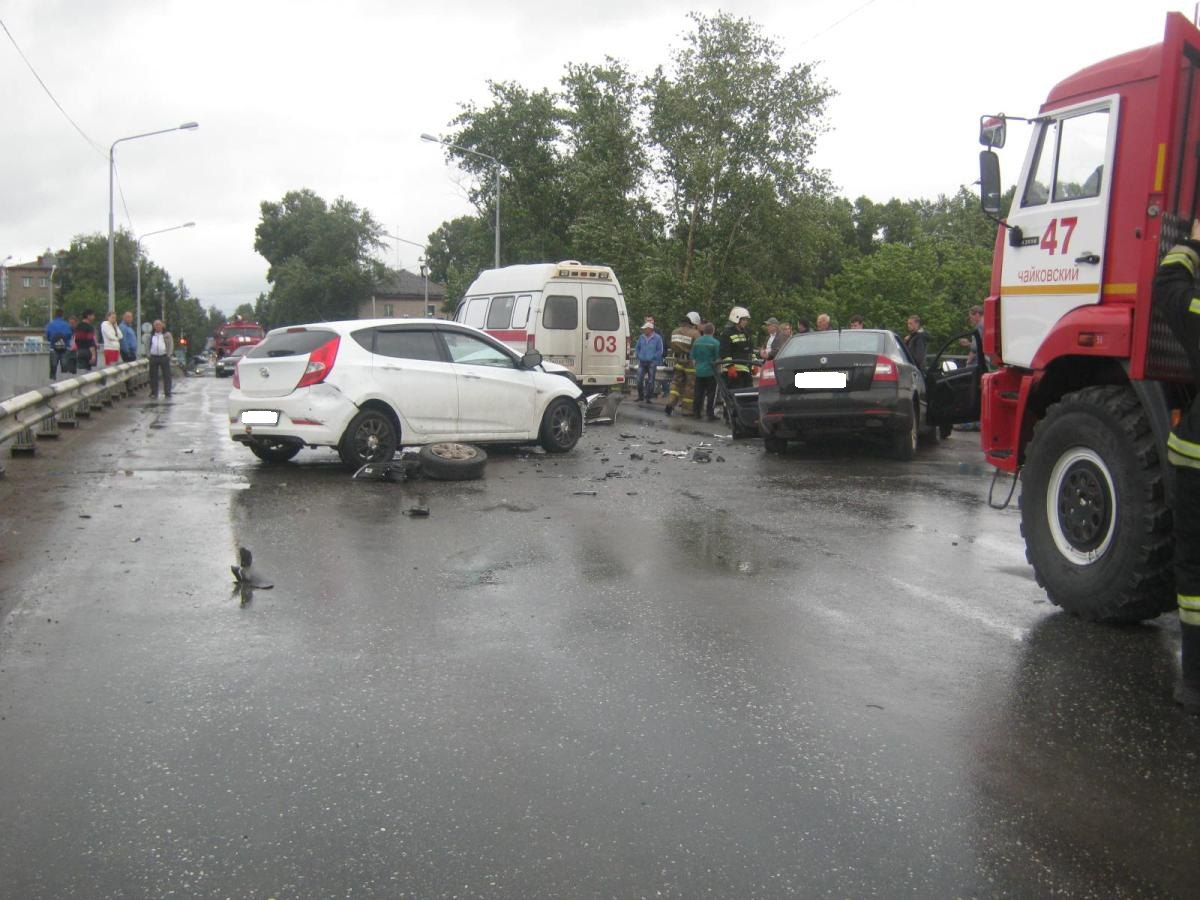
645,11,834,312
233,303,256,320
21,296,51,326
254,189,385,326
58,232,138,318
425,215,493,309
559,59,663,312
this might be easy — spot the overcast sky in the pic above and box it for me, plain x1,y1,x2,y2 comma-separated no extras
0,0,1184,314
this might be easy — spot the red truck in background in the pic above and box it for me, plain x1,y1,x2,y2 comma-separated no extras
976,13,1198,623
214,316,265,358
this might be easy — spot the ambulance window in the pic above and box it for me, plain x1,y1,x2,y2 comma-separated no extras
543,295,578,330
587,296,620,330
487,295,516,329
463,297,488,328
1022,121,1056,207
512,295,531,328
1053,110,1108,201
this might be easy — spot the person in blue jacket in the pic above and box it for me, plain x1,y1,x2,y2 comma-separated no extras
45,308,74,379
634,320,664,402
119,311,138,362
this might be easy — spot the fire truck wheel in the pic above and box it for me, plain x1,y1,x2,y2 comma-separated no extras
1020,385,1174,623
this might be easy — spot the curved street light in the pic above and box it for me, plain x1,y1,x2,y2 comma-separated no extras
136,222,196,345
421,132,501,269
108,121,199,316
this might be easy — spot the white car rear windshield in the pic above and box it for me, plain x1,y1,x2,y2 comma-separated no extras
248,329,336,358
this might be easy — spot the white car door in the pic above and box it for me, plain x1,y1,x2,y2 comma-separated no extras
365,327,460,436
441,330,538,436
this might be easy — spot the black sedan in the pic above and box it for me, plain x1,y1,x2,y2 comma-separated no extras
757,329,930,459
215,345,252,378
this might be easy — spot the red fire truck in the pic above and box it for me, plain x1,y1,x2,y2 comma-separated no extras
214,317,265,358
976,13,1199,623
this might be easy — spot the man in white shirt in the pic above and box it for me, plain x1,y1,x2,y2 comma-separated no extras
147,319,174,399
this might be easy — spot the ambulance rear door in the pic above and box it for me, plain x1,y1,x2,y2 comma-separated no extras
535,284,583,375
580,286,626,388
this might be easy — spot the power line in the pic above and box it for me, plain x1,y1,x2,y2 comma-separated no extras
795,0,883,50
0,16,107,159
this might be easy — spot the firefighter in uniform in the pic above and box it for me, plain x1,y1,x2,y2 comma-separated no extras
1152,225,1200,712
664,311,702,416
719,306,754,389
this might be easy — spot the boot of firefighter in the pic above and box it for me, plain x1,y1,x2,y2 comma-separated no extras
1174,465,1200,712
1176,623,1200,713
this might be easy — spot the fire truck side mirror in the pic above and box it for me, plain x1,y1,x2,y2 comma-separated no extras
979,150,1003,216
979,115,1006,149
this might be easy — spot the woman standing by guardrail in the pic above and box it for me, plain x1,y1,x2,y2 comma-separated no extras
100,312,121,367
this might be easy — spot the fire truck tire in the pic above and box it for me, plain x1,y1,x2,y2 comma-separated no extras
1020,385,1174,623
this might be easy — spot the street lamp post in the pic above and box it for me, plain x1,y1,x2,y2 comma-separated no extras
47,264,56,332
136,222,195,351
108,121,199,317
1,254,11,315
420,133,501,269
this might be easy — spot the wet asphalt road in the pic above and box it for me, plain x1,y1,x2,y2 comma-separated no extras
1,375,1199,897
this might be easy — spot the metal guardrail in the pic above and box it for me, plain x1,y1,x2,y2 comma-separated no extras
0,339,42,353
0,360,149,468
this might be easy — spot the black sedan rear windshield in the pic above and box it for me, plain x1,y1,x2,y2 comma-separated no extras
247,329,337,358
778,331,885,357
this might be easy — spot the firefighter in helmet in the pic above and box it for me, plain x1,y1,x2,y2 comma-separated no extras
664,311,702,416
719,306,754,389
1152,221,1200,712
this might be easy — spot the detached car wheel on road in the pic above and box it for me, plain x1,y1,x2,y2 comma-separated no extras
419,442,488,480
226,319,584,470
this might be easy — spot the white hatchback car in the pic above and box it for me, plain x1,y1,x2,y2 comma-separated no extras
227,318,584,467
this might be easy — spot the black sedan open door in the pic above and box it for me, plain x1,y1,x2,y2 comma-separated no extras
925,331,984,429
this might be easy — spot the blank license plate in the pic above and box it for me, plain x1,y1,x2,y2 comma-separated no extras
242,410,279,426
795,371,847,389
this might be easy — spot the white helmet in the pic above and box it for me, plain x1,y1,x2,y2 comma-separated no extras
686,311,701,326
728,306,750,324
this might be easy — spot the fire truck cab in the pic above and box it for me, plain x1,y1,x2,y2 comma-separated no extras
977,13,1199,622
214,317,265,358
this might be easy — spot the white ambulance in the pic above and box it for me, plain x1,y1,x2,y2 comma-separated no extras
454,261,629,390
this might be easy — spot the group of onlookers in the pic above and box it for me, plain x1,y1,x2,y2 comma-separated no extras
631,303,986,420
44,309,176,398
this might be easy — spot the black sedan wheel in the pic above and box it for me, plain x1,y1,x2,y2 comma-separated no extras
891,402,919,461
